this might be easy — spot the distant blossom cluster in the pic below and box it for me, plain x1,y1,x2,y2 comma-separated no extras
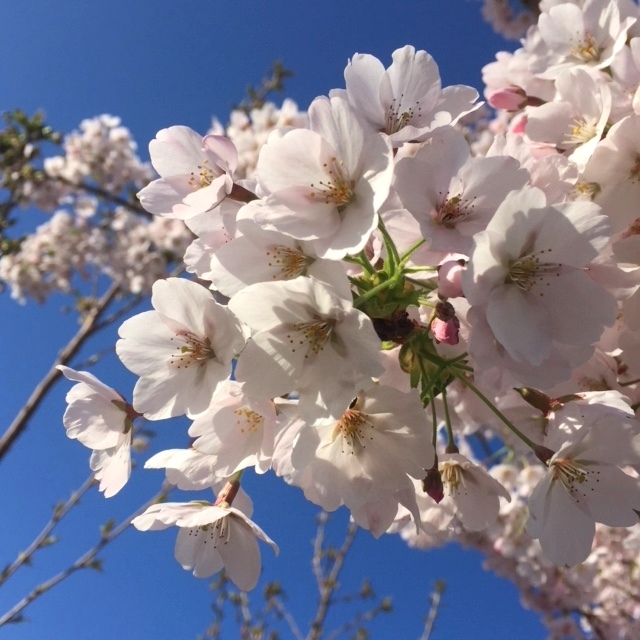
47,1,640,635
0,108,309,302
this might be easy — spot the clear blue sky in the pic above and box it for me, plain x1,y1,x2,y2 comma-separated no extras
0,1,548,638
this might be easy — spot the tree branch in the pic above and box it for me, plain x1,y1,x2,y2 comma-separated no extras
307,515,359,640
0,474,96,587
0,281,121,461
0,481,170,627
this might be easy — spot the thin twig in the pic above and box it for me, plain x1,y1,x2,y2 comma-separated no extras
311,511,328,592
0,475,96,587
268,597,304,640
419,581,445,640
0,281,121,461
54,176,151,218
325,600,391,640
307,516,359,640
0,481,170,627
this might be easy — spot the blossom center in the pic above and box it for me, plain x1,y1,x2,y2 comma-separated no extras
332,403,373,453
385,94,422,134
441,462,463,494
434,194,475,228
309,157,355,210
570,34,601,63
233,407,263,433
188,159,218,190
287,317,335,358
572,181,600,200
564,118,598,146
169,331,216,368
265,245,313,279
189,515,230,547
506,249,562,293
550,457,601,504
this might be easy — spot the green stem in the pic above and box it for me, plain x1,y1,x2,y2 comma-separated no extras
344,252,376,276
448,369,540,451
353,273,401,307
377,216,400,271
441,386,456,451
398,238,426,263
429,389,438,449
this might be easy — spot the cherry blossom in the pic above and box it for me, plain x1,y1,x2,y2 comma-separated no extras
394,126,529,254
239,95,393,260
463,186,616,387
58,365,134,497
534,0,635,79
289,384,434,514
137,126,238,220
527,417,640,566
338,45,479,146
204,223,351,299
116,277,245,419
188,380,277,477
144,448,220,491
132,490,278,590
37,12,640,626
439,453,511,531
229,276,383,421
526,67,612,171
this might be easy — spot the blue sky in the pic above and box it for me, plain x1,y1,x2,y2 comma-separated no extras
0,1,549,638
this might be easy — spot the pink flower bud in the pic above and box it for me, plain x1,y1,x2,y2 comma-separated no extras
487,86,527,111
431,301,460,345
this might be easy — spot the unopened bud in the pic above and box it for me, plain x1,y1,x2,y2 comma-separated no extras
514,387,554,416
487,86,527,111
532,444,556,466
422,467,445,503
431,301,460,345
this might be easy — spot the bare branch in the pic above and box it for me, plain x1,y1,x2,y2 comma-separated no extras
311,511,328,591
419,581,446,640
0,281,121,461
0,474,96,587
325,597,393,640
54,176,151,218
0,481,170,627
268,595,305,640
307,516,359,640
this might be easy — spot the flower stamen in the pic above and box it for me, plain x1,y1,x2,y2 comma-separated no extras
564,118,598,146
287,318,335,358
169,332,216,368
308,157,355,210
332,401,374,453
188,159,217,190
265,245,314,279
570,33,601,63
507,249,562,293
233,408,263,434
434,193,475,228
385,93,422,134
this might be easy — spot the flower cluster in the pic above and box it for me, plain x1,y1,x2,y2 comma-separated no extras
56,6,640,631
0,115,191,301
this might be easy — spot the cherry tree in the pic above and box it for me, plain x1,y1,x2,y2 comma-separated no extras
4,1,640,638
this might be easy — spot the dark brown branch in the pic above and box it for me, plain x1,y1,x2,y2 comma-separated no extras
0,281,121,461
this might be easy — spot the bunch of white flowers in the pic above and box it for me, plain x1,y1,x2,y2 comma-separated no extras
58,7,640,623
